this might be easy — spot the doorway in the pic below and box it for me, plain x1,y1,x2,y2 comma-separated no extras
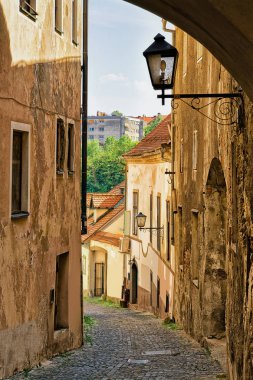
94,263,105,296
131,263,138,304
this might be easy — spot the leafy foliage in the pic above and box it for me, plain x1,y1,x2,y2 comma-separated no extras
111,110,123,116
144,115,163,136
87,136,137,192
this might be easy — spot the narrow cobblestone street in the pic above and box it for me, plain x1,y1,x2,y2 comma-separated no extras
9,302,226,380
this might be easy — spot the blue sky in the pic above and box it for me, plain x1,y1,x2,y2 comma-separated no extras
88,0,173,117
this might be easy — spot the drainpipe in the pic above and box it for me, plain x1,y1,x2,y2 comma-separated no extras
80,0,88,345
81,0,88,235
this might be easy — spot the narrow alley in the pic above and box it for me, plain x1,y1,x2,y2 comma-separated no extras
9,301,225,380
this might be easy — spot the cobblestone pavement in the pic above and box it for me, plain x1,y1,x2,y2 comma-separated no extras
9,302,226,380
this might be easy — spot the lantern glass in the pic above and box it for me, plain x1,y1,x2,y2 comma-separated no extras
136,212,147,228
147,55,175,88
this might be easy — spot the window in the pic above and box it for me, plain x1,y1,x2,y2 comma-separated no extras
166,201,170,261
196,41,203,63
99,135,104,139
183,33,188,77
89,135,94,140
19,0,37,21
191,211,199,281
157,195,161,251
178,207,183,265
89,127,94,132
11,123,30,218
55,0,63,34
56,118,65,174
72,0,78,44
99,127,104,131
149,193,153,243
180,139,184,173
55,252,69,330
192,130,198,170
132,191,138,235
67,123,75,174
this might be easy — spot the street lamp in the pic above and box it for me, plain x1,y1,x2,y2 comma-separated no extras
143,34,243,126
136,212,164,237
143,33,178,105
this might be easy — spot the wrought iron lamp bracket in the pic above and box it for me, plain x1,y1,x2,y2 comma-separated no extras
139,226,164,238
158,92,243,126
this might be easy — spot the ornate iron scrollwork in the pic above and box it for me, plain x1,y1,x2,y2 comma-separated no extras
158,92,243,127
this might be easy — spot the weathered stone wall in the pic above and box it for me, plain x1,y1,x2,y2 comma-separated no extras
173,28,253,379
0,2,82,378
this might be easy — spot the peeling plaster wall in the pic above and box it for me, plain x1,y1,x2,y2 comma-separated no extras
0,2,82,378
173,28,253,379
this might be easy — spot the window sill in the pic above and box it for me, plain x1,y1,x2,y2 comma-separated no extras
56,169,64,176
19,7,37,21
55,28,63,36
68,170,75,176
192,279,199,288
11,211,30,220
72,40,79,46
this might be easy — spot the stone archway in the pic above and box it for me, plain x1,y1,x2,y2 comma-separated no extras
203,158,227,338
126,0,253,101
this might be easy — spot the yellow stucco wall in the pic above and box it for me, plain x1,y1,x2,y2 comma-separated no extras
125,152,175,317
0,2,82,377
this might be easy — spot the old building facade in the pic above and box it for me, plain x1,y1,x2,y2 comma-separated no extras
172,28,253,379
0,1,82,377
82,183,128,302
123,115,174,318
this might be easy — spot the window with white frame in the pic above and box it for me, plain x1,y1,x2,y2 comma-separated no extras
11,122,30,218
55,0,63,34
19,0,37,21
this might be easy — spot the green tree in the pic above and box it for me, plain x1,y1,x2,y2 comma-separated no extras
87,136,136,192
111,110,123,117
144,115,163,136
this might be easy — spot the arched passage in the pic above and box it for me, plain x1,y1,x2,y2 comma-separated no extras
203,158,227,338
126,0,253,101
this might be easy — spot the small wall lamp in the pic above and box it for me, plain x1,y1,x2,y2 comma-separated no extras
136,212,164,237
165,169,175,184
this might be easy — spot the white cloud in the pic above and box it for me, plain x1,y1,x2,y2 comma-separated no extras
99,73,128,84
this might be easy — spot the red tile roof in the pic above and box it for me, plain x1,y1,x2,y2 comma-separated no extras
82,203,124,242
123,114,171,157
91,231,122,247
108,181,125,195
87,193,124,209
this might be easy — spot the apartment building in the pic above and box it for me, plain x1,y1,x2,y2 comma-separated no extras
87,113,144,144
